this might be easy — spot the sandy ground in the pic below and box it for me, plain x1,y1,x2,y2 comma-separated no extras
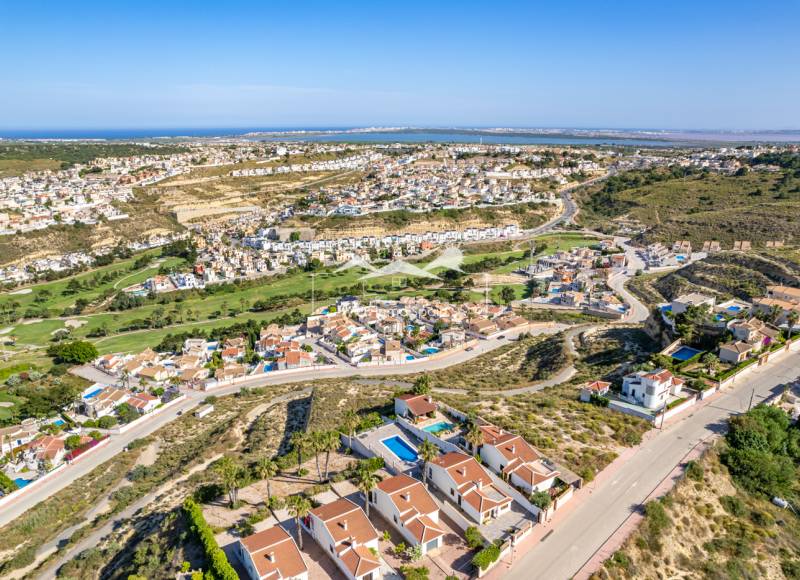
64,318,87,329
8,288,32,295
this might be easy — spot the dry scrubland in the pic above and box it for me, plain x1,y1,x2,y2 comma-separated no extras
627,250,800,307
577,170,800,246
596,449,800,580
420,332,573,391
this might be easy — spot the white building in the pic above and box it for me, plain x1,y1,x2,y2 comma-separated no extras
370,474,446,554
477,425,559,495
426,452,512,524
621,369,684,410
238,526,308,580
304,498,382,580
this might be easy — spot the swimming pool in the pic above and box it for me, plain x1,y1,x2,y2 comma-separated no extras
381,436,418,462
671,346,704,361
52,419,65,426
422,347,439,355
82,388,103,400
726,305,741,312
423,421,456,434
13,478,32,489
405,354,415,361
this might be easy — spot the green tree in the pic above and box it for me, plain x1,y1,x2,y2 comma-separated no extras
288,495,311,549
64,434,83,450
255,457,279,501
412,374,431,395
355,465,378,517
215,456,246,508
418,440,439,486
500,286,517,304
290,431,309,471
465,421,483,457
530,490,552,510
321,430,340,481
47,340,98,364
342,409,359,447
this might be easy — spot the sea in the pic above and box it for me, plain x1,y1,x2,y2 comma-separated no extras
1,128,798,147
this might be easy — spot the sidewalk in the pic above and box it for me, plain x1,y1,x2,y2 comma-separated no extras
483,369,741,580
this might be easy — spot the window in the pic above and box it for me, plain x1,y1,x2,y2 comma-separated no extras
450,488,455,496
394,514,398,524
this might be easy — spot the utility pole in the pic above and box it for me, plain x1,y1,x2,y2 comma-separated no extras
484,272,489,310
660,399,667,429
747,387,755,412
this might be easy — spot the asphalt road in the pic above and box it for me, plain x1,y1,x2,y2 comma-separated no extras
507,347,800,580
0,325,562,528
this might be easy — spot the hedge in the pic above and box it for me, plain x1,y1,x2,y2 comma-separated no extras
472,543,501,571
183,498,238,580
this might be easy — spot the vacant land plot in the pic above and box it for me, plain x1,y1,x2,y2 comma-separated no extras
437,382,649,480
420,333,572,391
598,449,800,580
574,326,659,381
577,169,800,245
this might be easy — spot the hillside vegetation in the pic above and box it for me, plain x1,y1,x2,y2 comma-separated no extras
0,142,189,177
599,405,800,580
628,251,800,306
577,166,800,245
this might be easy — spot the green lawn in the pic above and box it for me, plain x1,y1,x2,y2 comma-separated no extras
3,232,605,351
0,251,183,317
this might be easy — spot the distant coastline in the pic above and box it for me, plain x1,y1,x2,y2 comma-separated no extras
1,126,799,145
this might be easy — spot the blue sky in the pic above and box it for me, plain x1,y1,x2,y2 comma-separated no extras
2,1,799,130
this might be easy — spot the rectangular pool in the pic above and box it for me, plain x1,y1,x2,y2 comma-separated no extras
671,346,703,361
423,421,456,434
381,436,418,462
82,388,103,400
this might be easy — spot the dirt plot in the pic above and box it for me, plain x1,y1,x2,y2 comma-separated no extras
438,382,649,481
420,333,573,391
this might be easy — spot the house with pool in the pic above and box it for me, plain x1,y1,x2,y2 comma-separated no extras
621,369,684,410
427,452,512,524
370,474,446,555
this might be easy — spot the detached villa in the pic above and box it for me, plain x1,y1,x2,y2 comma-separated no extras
305,498,382,580
394,394,437,423
621,369,684,410
477,425,560,495
427,452,512,524
370,474,446,555
238,526,309,580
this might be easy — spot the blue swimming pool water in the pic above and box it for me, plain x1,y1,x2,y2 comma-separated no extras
422,347,439,355
382,436,418,462
13,478,32,489
53,419,65,426
660,304,672,312
423,421,456,434
726,305,741,312
83,388,103,400
405,355,415,361
671,346,703,361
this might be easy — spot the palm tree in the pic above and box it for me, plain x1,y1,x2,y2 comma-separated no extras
465,422,483,457
255,457,279,501
342,409,359,447
288,495,311,550
787,310,799,341
418,440,439,485
309,431,324,482
290,431,309,472
321,431,340,481
215,455,245,508
355,466,378,517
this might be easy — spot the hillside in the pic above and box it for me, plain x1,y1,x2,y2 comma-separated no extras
576,167,800,246
598,405,800,580
287,202,558,239
627,250,800,306
0,189,184,265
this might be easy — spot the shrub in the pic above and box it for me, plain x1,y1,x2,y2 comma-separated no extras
719,495,746,517
530,490,552,510
464,526,485,549
399,565,430,580
472,543,501,571
685,460,704,481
